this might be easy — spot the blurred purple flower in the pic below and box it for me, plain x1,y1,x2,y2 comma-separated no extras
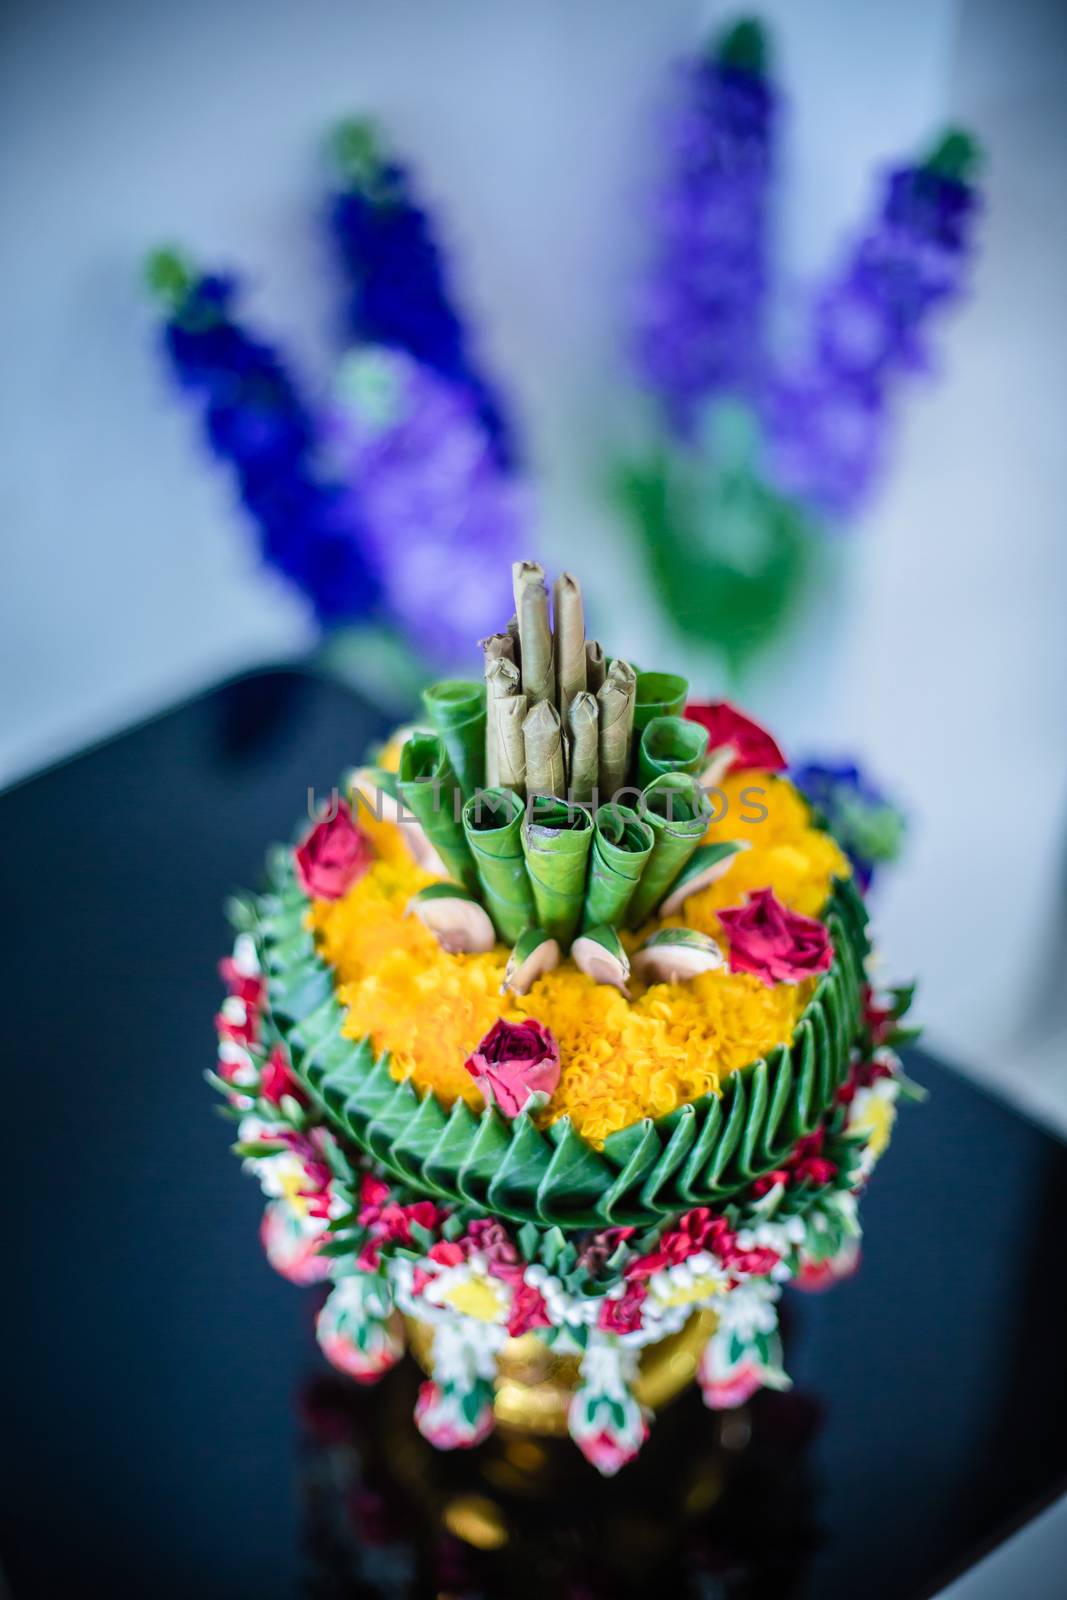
633,21,777,438
327,119,517,468
327,348,526,666
766,132,982,518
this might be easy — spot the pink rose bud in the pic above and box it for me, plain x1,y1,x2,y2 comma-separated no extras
717,887,833,986
463,1017,561,1119
684,700,787,773
294,801,373,900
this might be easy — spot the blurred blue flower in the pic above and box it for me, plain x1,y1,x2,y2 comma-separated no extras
632,20,776,439
792,759,906,891
150,256,381,627
327,119,517,468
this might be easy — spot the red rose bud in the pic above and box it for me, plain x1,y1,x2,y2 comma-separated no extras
464,1017,561,1119
717,888,833,986
684,701,786,774
294,801,373,900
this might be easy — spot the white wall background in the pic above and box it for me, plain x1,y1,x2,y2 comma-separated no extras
2,0,1066,1123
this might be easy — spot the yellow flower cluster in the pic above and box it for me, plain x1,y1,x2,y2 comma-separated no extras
310,772,849,1145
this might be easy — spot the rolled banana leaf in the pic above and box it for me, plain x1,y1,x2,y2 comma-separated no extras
553,571,587,717
582,804,654,931
636,715,709,788
421,679,486,800
484,655,521,790
632,671,689,737
513,561,555,705
496,690,529,795
567,691,599,803
585,639,606,695
625,772,709,928
523,700,565,797
397,732,478,893
481,634,517,786
462,787,537,944
522,796,594,945
597,657,636,800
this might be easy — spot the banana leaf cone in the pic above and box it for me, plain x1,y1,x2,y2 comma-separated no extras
626,772,710,928
397,732,478,893
636,715,709,788
521,796,594,946
632,671,689,737
462,787,537,944
582,804,654,931
421,679,487,799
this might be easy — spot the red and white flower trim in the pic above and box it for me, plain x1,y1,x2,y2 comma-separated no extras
316,1275,404,1383
260,1198,333,1285
698,1279,789,1410
569,1337,649,1475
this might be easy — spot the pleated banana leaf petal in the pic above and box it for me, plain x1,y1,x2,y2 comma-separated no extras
247,847,869,1230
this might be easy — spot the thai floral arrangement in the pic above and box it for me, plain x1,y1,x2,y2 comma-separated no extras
146,119,525,690
146,18,982,695
212,560,921,1475
623,17,984,673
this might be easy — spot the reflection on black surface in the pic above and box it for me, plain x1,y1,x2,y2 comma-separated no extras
2,670,1065,1600
296,1368,820,1599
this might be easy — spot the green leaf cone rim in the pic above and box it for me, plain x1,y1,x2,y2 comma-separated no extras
248,852,870,1231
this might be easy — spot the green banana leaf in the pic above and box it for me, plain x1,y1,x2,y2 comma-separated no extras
397,732,477,893
636,715,709,788
632,671,689,737
626,772,709,928
462,787,537,944
617,403,817,681
582,804,654,931
522,797,594,946
421,679,487,800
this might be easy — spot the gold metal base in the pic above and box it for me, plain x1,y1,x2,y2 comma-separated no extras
405,1310,716,1437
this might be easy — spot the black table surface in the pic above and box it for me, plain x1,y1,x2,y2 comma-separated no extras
2,667,1065,1600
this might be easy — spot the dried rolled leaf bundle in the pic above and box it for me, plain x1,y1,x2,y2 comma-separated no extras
553,571,587,718
513,561,554,706
496,690,529,795
596,658,637,800
485,655,521,789
567,691,599,803
481,632,516,786
523,700,566,798
585,639,606,695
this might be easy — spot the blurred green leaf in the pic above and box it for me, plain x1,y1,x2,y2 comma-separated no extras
617,442,816,678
